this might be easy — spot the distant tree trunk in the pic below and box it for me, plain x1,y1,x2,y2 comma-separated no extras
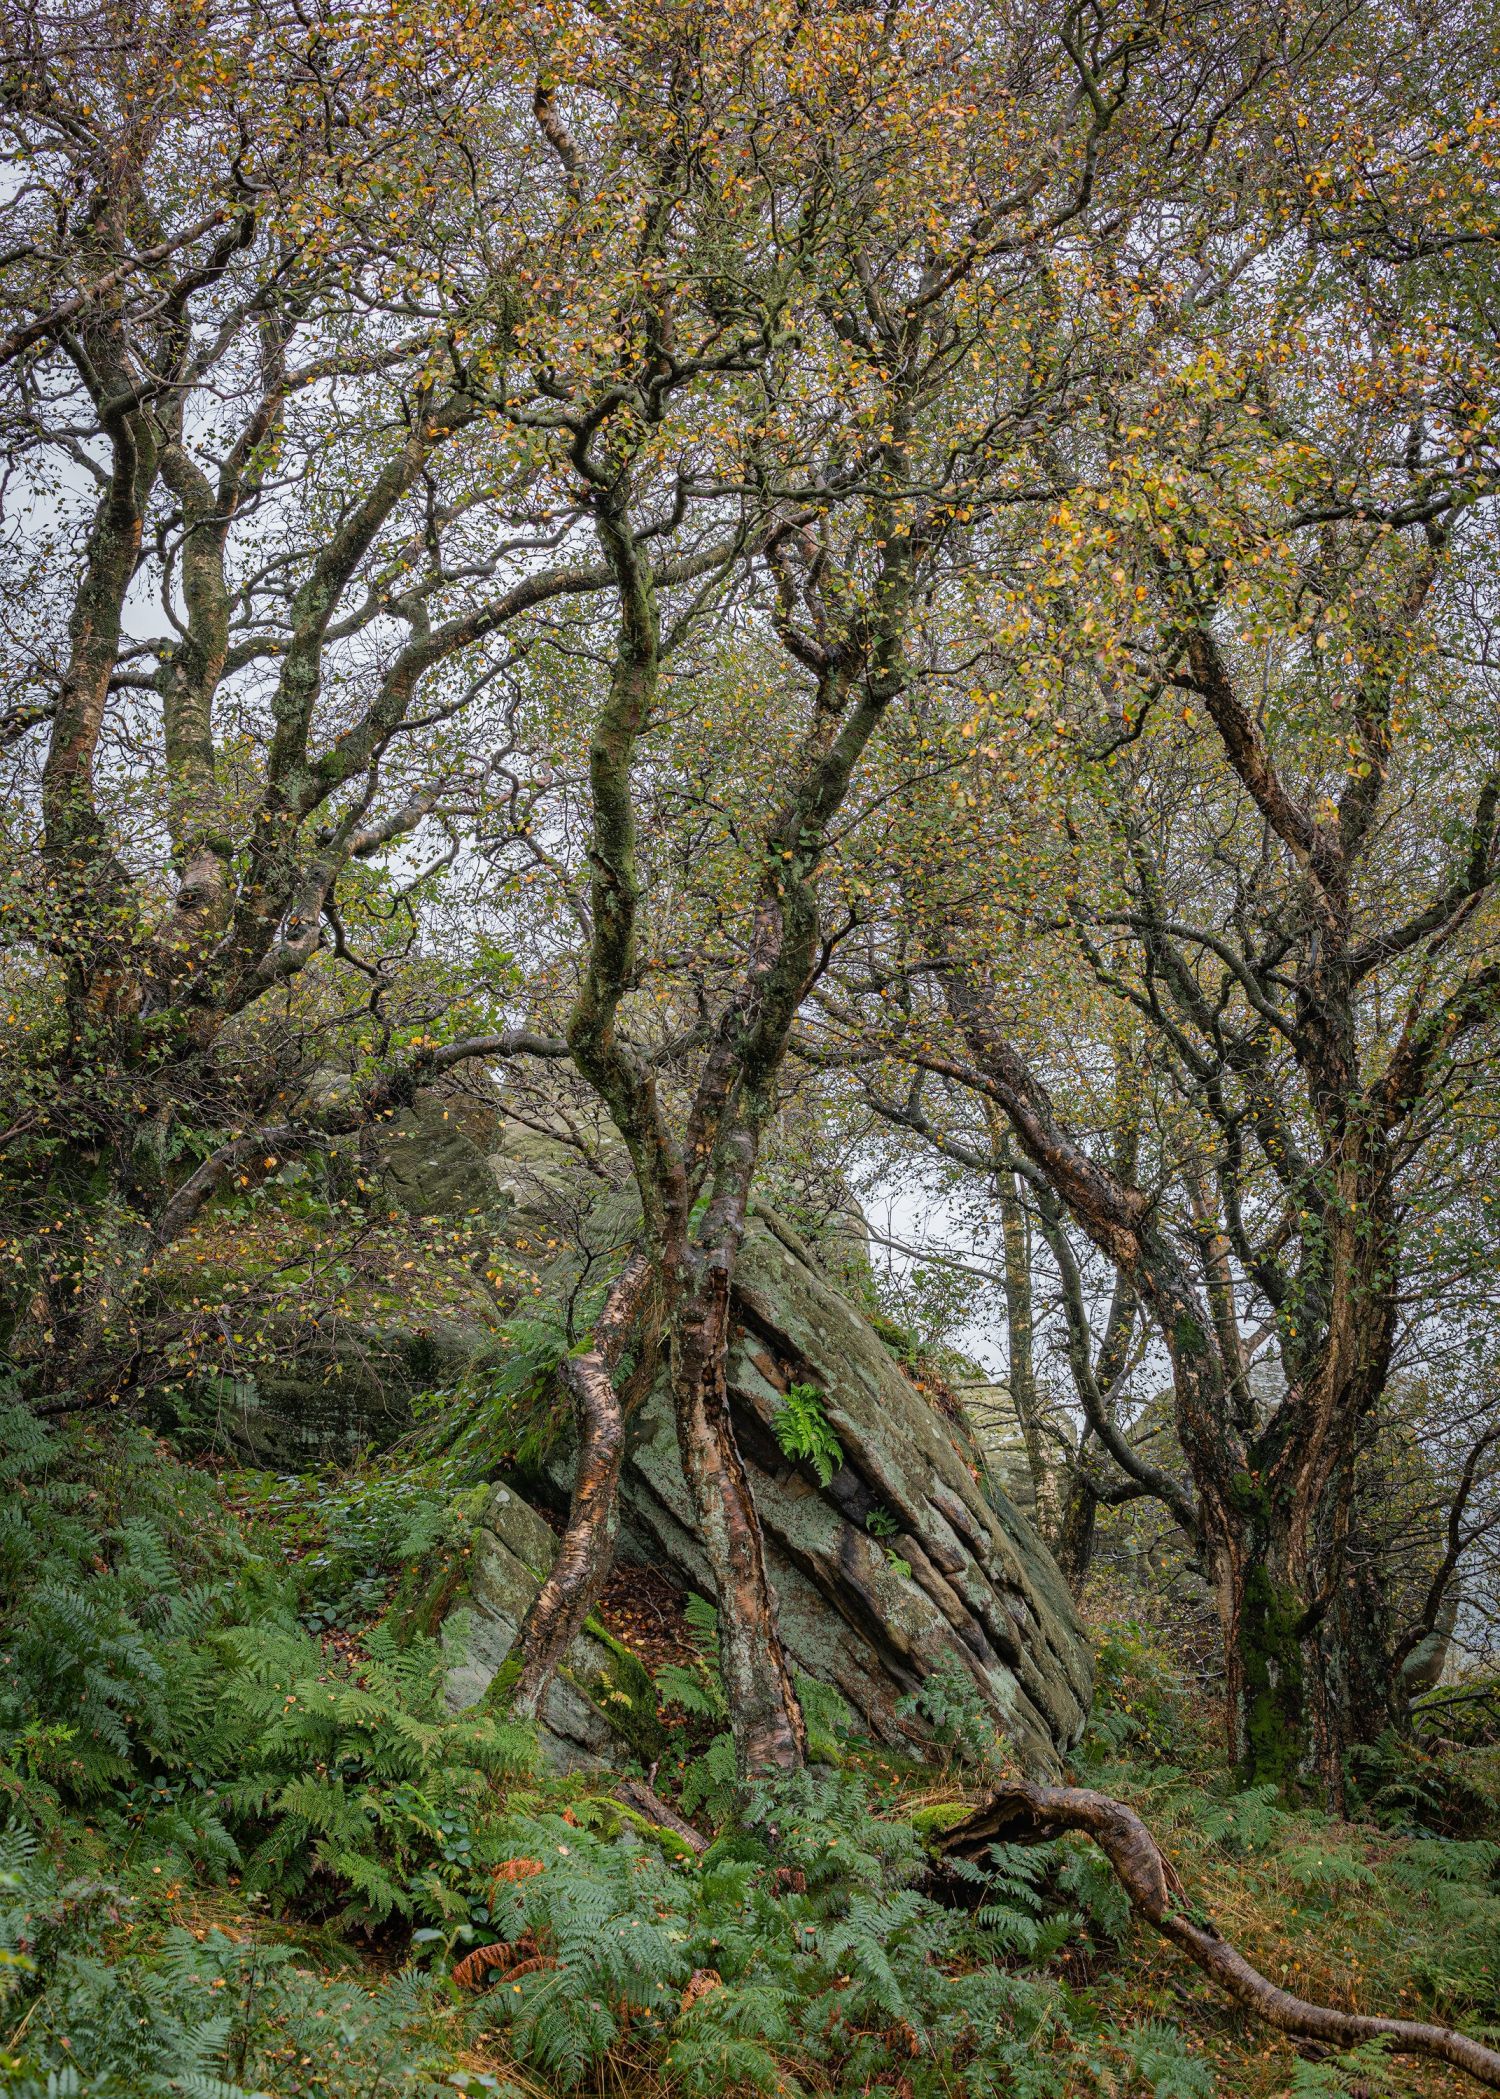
1053,1433,1100,1592
1051,1264,1140,1597
1184,1167,1251,1427
997,1171,1062,1540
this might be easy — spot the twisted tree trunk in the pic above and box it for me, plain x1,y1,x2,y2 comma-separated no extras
672,1246,807,1776
508,1249,655,1719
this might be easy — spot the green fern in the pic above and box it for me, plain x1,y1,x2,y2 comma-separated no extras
654,1591,728,1721
679,1732,739,1825
1119,2020,1217,2098
1191,1782,1291,1855
1288,2035,1398,2094
214,1620,534,1925
771,1383,844,1488
896,1663,1003,1771
795,1674,854,1764
0,1407,246,1825
1,1832,472,2098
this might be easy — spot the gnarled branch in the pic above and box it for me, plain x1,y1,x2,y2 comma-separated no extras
939,1782,1500,2089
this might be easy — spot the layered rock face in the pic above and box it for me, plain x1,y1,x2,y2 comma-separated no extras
205,1095,1092,1772
611,1212,1091,1771
444,1202,1091,1776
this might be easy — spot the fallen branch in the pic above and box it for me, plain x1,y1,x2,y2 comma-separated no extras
937,1781,1500,2090
613,1776,709,1858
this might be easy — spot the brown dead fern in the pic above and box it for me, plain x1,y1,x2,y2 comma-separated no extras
452,1941,516,1991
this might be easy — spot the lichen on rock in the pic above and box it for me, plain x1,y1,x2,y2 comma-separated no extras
445,1182,1091,1775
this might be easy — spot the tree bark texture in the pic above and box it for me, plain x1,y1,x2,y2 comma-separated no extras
508,1250,655,1720
998,1171,1062,1540
671,1248,808,1777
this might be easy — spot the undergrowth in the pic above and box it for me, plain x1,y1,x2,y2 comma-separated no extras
3,1406,1498,2098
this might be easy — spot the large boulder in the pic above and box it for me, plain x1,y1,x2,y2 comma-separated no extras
196,1096,1092,1770
447,1199,1091,1774
197,1087,509,1466
376,1092,504,1221
613,1212,1090,1773
208,1297,497,1469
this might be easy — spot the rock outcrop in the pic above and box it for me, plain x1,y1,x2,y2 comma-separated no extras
213,1295,497,1471
199,1089,510,1468
199,1097,1093,1771
615,1213,1089,1772
446,1201,1091,1776
377,1093,505,1222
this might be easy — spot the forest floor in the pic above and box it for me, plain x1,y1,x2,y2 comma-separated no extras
2,1412,1497,2099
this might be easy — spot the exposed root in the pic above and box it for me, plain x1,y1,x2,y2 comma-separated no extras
938,1781,1500,2090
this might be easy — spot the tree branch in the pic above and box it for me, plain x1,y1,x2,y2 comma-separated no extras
939,1782,1500,2089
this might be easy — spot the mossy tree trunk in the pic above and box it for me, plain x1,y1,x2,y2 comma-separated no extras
936,971,1410,1804
514,332,927,1771
1125,1198,1401,1801
1210,1459,1401,1799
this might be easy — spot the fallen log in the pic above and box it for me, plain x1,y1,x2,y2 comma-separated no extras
936,1780,1500,2091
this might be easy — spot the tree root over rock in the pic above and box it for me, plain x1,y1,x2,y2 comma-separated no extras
936,1781,1500,2090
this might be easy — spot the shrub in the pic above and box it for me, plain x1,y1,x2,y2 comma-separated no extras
1080,1622,1199,1770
